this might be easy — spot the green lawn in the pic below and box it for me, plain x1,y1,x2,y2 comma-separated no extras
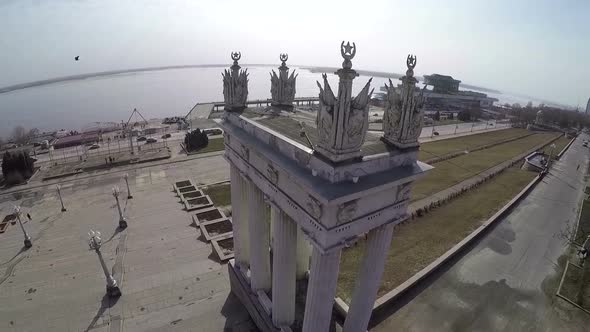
418,128,530,161
412,132,559,201
336,166,537,303
194,137,225,154
202,182,231,206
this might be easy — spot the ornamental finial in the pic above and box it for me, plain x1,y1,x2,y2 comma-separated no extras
340,41,356,69
406,54,416,77
231,52,241,68
280,53,288,63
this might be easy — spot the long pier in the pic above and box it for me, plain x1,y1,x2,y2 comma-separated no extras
210,97,319,111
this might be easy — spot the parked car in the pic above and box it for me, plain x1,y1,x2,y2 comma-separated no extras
88,144,100,150
161,133,171,139
146,138,157,144
433,131,440,136
202,128,223,136
137,136,147,142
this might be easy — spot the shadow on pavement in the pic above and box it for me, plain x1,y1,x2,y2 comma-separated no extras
85,293,120,332
221,292,258,331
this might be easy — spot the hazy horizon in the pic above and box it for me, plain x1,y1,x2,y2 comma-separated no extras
0,0,588,108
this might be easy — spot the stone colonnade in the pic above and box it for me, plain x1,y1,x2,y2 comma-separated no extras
229,165,394,332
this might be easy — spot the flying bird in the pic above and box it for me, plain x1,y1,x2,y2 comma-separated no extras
74,56,79,61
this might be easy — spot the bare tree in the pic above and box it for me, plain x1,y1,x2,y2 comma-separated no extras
12,126,26,144
27,128,39,139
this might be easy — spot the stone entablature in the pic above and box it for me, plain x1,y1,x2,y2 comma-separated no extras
220,112,429,184
219,113,429,252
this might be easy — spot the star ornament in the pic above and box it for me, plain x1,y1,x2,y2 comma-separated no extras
343,42,354,55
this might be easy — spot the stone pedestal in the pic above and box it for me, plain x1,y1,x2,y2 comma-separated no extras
271,207,297,327
343,224,394,332
247,180,271,291
302,247,342,332
228,261,279,332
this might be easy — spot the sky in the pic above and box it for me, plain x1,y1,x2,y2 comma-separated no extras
0,0,588,107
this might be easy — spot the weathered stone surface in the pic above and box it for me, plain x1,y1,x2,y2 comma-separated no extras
382,55,426,149
270,53,297,107
222,52,249,111
315,41,374,163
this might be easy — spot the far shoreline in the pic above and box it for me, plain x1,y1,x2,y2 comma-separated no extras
0,64,502,95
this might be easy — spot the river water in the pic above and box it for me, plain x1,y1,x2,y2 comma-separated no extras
0,66,542,137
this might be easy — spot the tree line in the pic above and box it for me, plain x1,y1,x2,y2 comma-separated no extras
506,102,590,129
0,126,41,147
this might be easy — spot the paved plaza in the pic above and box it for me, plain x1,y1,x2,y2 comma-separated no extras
0,155,258,332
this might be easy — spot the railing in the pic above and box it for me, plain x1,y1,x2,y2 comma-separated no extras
210,97,320,111
36,141,169,166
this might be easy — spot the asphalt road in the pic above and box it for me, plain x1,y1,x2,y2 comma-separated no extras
373,134,590,332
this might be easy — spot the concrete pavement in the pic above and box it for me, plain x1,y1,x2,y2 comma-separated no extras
0,154,252,331
372,134,590,331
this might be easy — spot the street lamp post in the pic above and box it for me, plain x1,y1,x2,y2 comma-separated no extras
112,186,128,229
56,184,67,212
88,230,121,297
548,143,557,169
14,206,32,248
123,173,133,199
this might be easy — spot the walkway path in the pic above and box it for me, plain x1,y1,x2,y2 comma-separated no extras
0,152,254,331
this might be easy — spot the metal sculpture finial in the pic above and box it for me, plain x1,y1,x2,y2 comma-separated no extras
340,41,356,70
223,51,249,111
341,41,356,60
271,53,296,107
406,54,416,77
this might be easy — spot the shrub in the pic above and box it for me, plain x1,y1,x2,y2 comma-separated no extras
1,151,35,185
184,129,209,152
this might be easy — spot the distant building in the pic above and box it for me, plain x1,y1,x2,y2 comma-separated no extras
381,73,497,112
423,74,461,94
53,133,99,149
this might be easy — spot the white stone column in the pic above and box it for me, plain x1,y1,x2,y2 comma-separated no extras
296,226,312,279
343,224,394,332
302,247,341,332
271,206,297,326
238,172,250,263
247,179,271,291
230,165,249,268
